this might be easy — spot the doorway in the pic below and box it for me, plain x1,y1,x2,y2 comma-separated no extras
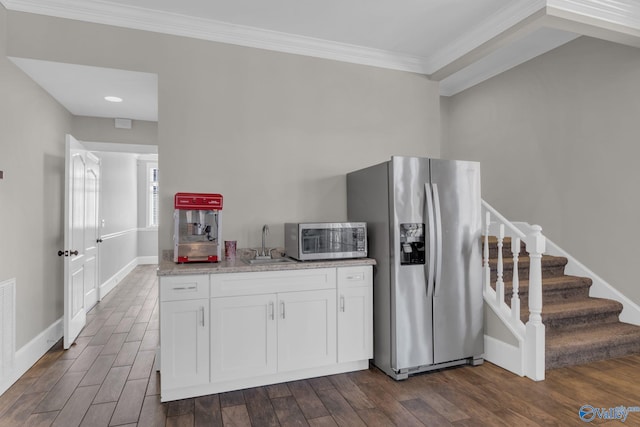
63,137,158,348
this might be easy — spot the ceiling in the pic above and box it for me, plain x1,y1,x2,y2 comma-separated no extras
9,57,158,121
3,0,640,122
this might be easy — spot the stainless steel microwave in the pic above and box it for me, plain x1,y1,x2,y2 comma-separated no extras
285,222,367,261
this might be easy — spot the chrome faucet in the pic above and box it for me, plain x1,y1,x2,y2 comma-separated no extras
258,224,270,258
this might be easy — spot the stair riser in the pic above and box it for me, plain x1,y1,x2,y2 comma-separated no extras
487,246,526,259
547,340,640,370
538,311,621,330
490,265,565,282
500,286,591,307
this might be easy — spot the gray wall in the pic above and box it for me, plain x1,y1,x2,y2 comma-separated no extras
137,157,159,258
71,116,158,147
0,5,72,348
6,11,440,254
2,7,438,351
443,36,640,304
97,152,138,284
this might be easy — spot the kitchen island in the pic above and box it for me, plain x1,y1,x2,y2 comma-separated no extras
157,252,375,402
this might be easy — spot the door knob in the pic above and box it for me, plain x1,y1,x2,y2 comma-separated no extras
58,250,77,256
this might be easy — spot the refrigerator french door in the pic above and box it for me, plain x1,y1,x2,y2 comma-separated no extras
347,156,483,380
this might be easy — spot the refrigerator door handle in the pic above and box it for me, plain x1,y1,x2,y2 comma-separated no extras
432,183,443,297
425,183,436,298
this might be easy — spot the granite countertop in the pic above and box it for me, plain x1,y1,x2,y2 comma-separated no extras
157,249,376,276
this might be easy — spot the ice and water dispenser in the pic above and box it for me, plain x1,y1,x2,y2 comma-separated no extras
173,193,223,263
400,223,425,265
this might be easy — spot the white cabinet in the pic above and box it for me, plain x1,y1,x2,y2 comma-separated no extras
159,275,210,391
159,264,372,401
337,266,373,363
211,288,337,380
210,268,337,382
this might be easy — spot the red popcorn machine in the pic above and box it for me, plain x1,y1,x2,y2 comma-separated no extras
173,193,223,263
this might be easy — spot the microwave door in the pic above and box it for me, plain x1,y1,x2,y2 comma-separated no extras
296,223,367,260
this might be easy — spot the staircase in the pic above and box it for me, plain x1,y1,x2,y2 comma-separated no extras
487,236,640,369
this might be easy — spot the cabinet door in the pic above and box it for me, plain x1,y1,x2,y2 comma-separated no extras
160,299,209,390
211,294,277,382
337,286,373,363
277,289,336,372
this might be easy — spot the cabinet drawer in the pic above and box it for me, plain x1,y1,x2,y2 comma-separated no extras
337,266,371,289
211,268,336,297
160,275,210,301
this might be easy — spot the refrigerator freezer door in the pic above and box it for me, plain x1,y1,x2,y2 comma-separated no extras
390,157,433,371
430,159,483,364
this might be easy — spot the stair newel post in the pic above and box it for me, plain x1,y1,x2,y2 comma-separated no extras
496,224,505,306
525,225,546,380
484,212,491,294
511,237,521,322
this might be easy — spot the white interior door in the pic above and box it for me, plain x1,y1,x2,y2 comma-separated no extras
84,153,100,310
63,134,100,349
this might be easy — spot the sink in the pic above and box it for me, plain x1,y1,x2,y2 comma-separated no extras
243,257,297,265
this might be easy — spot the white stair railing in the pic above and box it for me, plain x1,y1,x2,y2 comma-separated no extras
482,200,546,381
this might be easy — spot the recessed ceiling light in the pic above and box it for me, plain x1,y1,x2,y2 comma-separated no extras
104,96,123,103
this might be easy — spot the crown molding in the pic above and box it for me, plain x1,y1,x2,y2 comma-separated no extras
548,0,640,30
0,0,429,74
439,28,579,96
425,0,547,74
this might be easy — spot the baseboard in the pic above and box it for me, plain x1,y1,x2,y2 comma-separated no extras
137,256,158,265
484,334,524,377
99,258,138,300
0,317,63,396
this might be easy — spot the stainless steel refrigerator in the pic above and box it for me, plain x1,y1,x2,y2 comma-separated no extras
347,156,483,380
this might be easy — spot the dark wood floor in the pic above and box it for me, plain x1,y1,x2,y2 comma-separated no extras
2,265,640,426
